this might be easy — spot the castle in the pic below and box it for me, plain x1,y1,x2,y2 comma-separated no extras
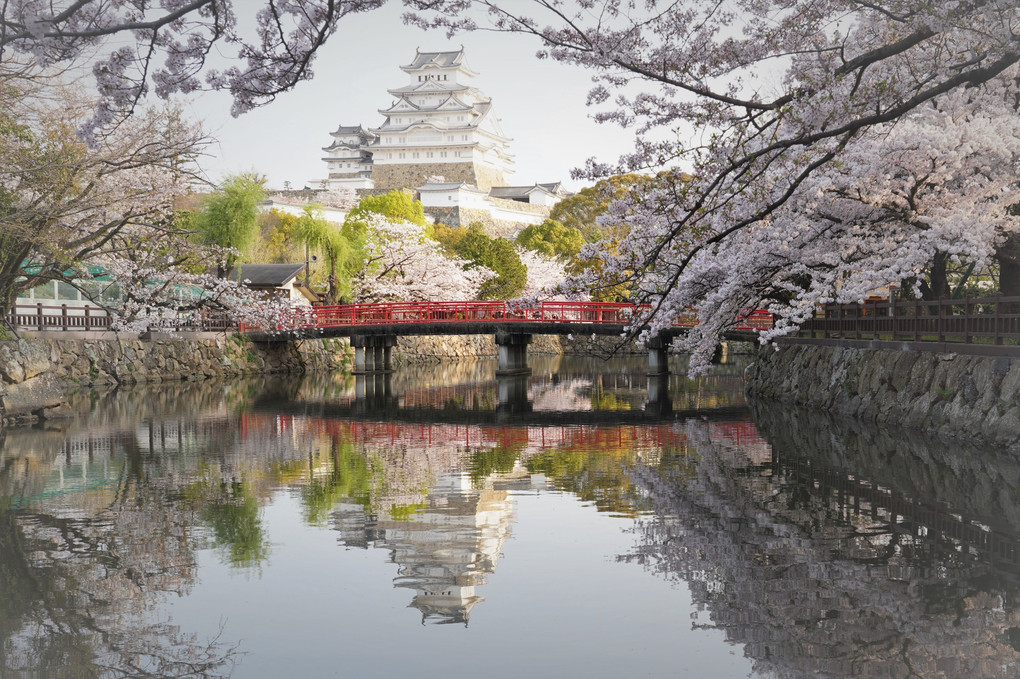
320,48,570,234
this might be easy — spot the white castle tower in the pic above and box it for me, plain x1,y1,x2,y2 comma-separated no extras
322,48,514,192
321,125,376,189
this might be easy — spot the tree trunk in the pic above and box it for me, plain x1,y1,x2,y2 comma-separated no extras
996,233,1020,297
919,251,951,301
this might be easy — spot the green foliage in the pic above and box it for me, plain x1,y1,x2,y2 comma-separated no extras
566,237,632,303
435,222,526,299
252,209,302,263
516,219,585,259
550,173,662,242
196,173,266,275
200,479,269,569
343,190,426,240
302,442,377,525
295,204,353,304
467,444,522,484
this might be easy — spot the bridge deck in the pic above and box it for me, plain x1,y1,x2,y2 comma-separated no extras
246,300,771,341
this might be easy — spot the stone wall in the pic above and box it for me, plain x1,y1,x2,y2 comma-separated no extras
394,334,561,364
745,342,1020,446
457,207,527,237
0,335,352,426
372,162,479,191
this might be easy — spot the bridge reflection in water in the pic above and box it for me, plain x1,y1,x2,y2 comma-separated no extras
2,368,1019,676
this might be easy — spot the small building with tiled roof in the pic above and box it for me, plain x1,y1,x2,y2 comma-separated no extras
228,264,319,306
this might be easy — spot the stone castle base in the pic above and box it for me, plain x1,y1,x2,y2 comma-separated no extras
372,162,505,192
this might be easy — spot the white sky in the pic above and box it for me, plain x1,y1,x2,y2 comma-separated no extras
186,3,639,192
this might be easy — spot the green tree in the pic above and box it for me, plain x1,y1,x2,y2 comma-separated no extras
295,204,352,304
252,209,301,264
342,190,426,242
199,479,269,570
516,219,585,260
550,173,661,242
195,173,266,277
435,223,526,300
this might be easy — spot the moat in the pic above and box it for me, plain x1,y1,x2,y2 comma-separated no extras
1,355,1019,678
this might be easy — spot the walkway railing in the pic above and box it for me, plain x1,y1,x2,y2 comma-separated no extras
304,301,774,332
7,300,774,335
5,303,234,333
798,295,1020,344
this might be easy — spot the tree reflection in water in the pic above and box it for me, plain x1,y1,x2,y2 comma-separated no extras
1,369,1018,676
625,406,1020,679
0,429,238,677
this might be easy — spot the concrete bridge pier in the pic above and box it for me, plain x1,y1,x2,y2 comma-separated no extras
646,336,670,376
354,373,395,413
645,374,673,416
496,374,532,420
352,335,396,374
495,331,532,376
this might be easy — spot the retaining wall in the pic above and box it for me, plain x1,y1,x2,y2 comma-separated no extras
745,342,1020,447
0,334,352,426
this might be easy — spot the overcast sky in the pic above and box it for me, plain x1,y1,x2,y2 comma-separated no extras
185,4,638,192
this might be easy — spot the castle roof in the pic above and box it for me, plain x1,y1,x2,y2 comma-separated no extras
330,124,375,138
418,181,488,194
401,48,478,76
489,183,570,200
379,94,473,116
388,80,470,95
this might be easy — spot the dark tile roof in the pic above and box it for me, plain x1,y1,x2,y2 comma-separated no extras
228,263,305,287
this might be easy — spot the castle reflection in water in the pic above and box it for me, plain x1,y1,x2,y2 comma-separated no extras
2,365,1020,678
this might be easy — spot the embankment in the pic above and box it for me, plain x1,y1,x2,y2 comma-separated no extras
0,334,351,426
745,341,1020,447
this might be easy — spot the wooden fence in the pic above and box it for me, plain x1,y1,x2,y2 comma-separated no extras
799,296,1020,344
5,303,234,333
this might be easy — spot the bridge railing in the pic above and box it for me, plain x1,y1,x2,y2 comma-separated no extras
298,300,773,332
306,300,651,328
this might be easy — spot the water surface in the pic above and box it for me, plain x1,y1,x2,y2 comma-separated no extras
1,355,1018,678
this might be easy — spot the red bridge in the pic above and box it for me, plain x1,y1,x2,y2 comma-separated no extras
294,300,772,333
250,300,771,376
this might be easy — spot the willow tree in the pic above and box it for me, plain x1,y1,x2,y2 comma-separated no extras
195,174,265,278
294,204,351,305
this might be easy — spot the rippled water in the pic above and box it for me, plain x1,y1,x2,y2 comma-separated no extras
1,355,1018,678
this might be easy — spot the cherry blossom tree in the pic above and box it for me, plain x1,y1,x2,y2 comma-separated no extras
0,78,294,331
517,247,568,299
406,0,1020,370
351,215,493,302
0,0,385,138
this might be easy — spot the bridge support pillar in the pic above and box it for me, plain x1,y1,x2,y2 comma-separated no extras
645,373,673,416
495,331,532,376
351,335,397,374
711,342,725,364
647,336,670,376
495,374,532,421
